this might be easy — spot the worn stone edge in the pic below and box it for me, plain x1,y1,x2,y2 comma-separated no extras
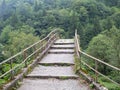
79,70,108,90
3,40,55,90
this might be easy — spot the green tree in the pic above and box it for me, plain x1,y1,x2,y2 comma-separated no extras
0,43,4,62
17,25,35,34
0,0,6,17
86,34,113,74
9,13,20,27
4,31,39,57
102,26,120,67
0,25,13,44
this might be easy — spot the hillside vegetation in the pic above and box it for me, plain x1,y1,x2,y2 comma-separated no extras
0,0,120,89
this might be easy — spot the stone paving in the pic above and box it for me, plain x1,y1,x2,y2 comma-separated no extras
48,49,74,54
51,44,74,49
39,54,74,65
26,65,78,78
18,79,90,90
17,39,90,90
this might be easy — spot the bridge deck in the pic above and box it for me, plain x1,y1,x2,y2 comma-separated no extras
17,39,90,90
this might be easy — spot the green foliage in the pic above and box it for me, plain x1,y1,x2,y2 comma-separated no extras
74,56,81,74
86,26,120,88
0,0,118,49
0,25,13,44
59,76,70,80
2,64,10,73
0,0,120,89
0,24,39,58
0,43,4,62
89,83,94,89
99,80,120,90
102,26,120,67
0,79,6,87
87,34,112,61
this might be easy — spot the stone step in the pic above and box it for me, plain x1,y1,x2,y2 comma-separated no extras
54,43,74,45
17,39,91,90
39,63,74,66
26,65,78,79
26,75,78,79
48,49,74,54
38,54,74,65
54,39,74,45
51,44,74,49
18,78,90,90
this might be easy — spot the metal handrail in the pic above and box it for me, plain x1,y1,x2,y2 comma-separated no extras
0,29,58,66
79,51,120,71
75,29,120,86
81,60,120,85
0,29,59,80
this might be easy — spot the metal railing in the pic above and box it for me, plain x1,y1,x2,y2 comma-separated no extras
0,29,59,82
75,30,120,86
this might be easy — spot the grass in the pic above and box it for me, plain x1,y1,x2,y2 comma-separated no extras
0,79,7,86
40,63,72,66
74,55,120,90
89,83,95,89
74,55,81,74
74,55,89,74
98,77,120,90
59,76,70,80
101,82,120,90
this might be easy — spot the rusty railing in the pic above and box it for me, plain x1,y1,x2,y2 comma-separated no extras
0,29,59,82
75,30,120,87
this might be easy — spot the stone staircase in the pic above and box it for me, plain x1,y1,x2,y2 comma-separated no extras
18,39,90,90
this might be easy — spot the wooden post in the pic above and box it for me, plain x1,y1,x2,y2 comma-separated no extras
42,42,44,52
95,60,98,82
47,37,50,48
75,29,82,69
24,51,27,67
53,33,55,41
33,45,37,58
36,44,39,57
56,33,59,39
10,59,14,80
41,42,44,52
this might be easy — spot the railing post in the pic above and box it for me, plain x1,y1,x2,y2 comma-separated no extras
48,34,51,48
41,42,44,52
24,51,27,67
75,29,82,70
75,30,77,56
36,44,39,57
39,42,43,52
55,33,58,41
56,31,59,40
78,35,82,70
46,37,49,49
95,60,98,82
33,45,37,58
42,41,45,53
10,59,14,80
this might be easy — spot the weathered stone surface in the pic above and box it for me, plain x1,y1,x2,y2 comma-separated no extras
17,39,91,90
26,65,78,78
51,44,74,49
18,78,90,90
48,49,74,54
54,39,74,44
39,54,74,65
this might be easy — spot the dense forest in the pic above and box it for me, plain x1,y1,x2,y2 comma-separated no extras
0,0,120,89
